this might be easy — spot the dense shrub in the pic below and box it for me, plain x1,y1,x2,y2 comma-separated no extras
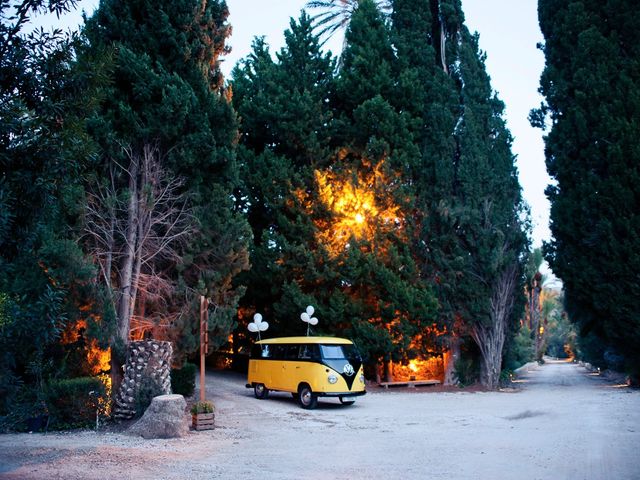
454,356,479,387
504,325,535,371
171,362,196,397
45,377,107,430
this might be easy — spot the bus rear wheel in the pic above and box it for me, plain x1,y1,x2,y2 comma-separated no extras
254,383,269,399
297,384,318,409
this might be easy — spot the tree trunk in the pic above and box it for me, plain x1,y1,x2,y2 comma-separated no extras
383,358,392,382
532,274,542,360
471,263,517,390
443,333,461,385
117,157,139,345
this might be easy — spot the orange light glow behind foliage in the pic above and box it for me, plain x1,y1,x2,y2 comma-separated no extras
313,161,403,255
87,342,111,375
60,308,111,376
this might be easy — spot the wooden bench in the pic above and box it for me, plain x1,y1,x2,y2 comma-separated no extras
379,380,441,389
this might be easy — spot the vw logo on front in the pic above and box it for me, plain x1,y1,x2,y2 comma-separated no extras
343,363,355,376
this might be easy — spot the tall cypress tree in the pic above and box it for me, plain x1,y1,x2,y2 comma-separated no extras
390,0,463,382
82,0,249,368
391,0,526,388
533,0,640,380
450,23,527,389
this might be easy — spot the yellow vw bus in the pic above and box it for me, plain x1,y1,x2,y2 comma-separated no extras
246,336,366,409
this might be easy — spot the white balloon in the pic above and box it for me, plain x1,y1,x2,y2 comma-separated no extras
306,305,315,316
259,321,269,332
309,317,319,326
301,312,310,323
254,313,263,323
248,323,258,332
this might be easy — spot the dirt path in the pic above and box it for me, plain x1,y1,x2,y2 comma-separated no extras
1,360,638,479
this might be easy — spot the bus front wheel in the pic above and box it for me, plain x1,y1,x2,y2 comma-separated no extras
297,384,318,409
254,383,269,399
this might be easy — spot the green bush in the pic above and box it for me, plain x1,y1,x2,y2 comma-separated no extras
45,377,107,430
504,325,535,371
171,362,196,397
499,369,515,387
454,357,479,387
0,384,45,432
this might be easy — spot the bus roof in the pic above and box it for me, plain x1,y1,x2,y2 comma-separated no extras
256,336,353,345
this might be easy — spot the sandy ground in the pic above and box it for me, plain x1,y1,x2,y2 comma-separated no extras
0,359,638,480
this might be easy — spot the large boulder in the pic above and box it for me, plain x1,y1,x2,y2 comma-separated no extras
128,394,188,439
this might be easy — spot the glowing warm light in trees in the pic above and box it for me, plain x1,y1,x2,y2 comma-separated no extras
393,357,445,381
409,360,419,372
60,311,111,376
312,160,403,255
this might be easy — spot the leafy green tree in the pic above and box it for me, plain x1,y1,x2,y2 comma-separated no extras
82,0,249,370
533,0,640,381
0,0,106,410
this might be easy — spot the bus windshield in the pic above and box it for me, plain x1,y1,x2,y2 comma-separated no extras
320,344,360,360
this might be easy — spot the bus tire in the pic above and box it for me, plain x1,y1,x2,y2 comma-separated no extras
298,384,318,409
254,383,269,399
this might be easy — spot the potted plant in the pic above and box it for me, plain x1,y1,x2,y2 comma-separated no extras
190,400,215,430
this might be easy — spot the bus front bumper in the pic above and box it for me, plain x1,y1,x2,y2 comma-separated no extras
317,390,366,398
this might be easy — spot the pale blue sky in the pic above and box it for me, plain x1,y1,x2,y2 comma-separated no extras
33,0,552,252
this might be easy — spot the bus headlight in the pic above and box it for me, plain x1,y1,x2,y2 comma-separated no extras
328,374,338,384
359,374,365,384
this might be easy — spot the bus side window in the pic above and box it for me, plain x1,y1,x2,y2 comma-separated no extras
261,345,270,358
299,344,319,360
284,345,298,360
251,344,265,359
270,345,284,360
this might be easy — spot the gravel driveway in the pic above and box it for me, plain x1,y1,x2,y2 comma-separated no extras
1,360,638,479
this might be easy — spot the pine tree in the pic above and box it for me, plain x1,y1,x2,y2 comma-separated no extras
533,0,640,380
319,0,437,375
231,12,335,338
82,0,249,369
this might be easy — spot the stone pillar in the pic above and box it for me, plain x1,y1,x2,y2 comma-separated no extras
113,340,172,420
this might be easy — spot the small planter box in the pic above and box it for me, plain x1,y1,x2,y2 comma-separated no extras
192,413,215,431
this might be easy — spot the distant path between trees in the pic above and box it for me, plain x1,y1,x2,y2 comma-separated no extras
0,360,638,479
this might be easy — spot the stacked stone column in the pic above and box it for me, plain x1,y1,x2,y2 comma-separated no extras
113,340,173,420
